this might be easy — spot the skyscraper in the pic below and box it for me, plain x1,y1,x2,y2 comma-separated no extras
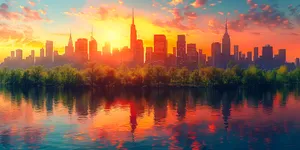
145,47,153,64
254,47,259,62
153,34,167,65
234,45,239,61
89,28,98,61
177,35,186,67
130,8,137,52
102,42,111,56
135,39,144,65
278,49,286,64
65,31,74,57
173,47,176,56
46,40,53,61
296,58,300,67
222,19,231,57
212,42,221,67
11,51,15,59
16,49,22,61
262,45,273,60
198,49,206,66
31,50,35,59
187,43,198,70
40,48,45,58
247,51,252,62
75,38,88,62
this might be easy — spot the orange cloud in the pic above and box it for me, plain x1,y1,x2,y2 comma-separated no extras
169,0,183,6
191,0,208,8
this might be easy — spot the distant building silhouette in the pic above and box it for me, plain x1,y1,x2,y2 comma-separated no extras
75,38,88,63
247,51,252,62
152,34,167,66
135,39,144,65
40,48,45,58
296,58,300,67
254,47,259,62
102,42,111,56
46,40,53,62
89,28,98,61
173,47,176,57
187,43,198,70
177,35,186,67
222,18,231,67
262,45,273,60
130,8,137,57
278,49,286,64
16,49,22,61
211,42,221,67
198,49,206,66
145,47,153,64
65,31,74,57
10,51,15,59
234,45,239,61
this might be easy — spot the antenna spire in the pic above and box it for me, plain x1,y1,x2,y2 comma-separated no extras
132,8,134,24
225,17,228,33
91,26,94,37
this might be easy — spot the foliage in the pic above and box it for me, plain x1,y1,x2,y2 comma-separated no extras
0,65,299,88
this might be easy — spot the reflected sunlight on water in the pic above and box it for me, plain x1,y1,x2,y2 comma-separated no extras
1,87,300,149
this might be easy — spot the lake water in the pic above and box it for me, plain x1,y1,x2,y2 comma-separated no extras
1,87,300,149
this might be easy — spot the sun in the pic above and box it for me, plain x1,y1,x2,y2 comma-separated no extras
106,30,120,42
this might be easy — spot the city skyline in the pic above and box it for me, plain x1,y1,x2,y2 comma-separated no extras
1,0,300,62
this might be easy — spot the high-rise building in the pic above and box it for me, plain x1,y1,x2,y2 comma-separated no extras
198,49,206,66
31,50,35,59
153,34,167,65
222,19,231,57
211,42,221,67
16,49,22,60
278,49,286,64
145,47,153,64
40,48,45,58
177,35,186,67
102,42,111,56
296,58,300,67
238,52,242,60
135,39,144,65
187,43,198,70
75,38,88,62
46,40,53,60
112,48,120,56
173,47,176,56
247,51,252,62
254,47,259,62
65,32,74,57
11,51,15,59
262,45,273,60
234,45,239,61
130,8,137,52
89,28,98,61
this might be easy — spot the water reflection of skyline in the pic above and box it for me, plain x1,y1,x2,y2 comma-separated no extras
1,87,300,149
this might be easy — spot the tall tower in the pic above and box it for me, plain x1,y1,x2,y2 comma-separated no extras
222,18,231,57
65,30,74,57
89,27,98,61
177,35,186,67
130,8,137,52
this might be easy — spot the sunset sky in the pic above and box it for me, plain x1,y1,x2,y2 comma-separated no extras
1,0,300,62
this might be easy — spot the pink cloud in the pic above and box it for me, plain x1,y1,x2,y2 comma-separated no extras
0,3,21,20
28,0,36,7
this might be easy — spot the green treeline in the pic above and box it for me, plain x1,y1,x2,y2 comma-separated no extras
0,63,300,88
